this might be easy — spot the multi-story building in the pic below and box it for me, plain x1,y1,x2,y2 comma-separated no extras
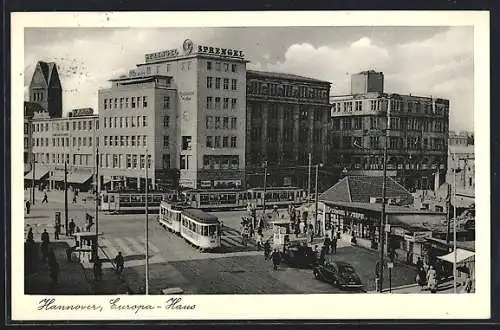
447,131,474,207
27,108,99,191
24,101,44,173
330,71,450,191
97,39,247,190
245,70,333,190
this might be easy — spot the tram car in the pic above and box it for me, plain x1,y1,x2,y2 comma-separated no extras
184,189,248,210
100,190,180,213
246,186,306,208
180,208,221,251
158,200,184,234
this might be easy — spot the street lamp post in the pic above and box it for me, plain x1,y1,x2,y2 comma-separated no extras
263,161,268,217
31,159,36,205
314,163,324,236
378,100,391,293
145,152,150,295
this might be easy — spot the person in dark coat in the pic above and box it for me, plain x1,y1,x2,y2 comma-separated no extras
40,229,50,261
331,236,338,254
27,227,34,242
41,192,48,204
69,219,76,236
25,200,31,214
416,257,424,270
115,252,124,273
323,236,331,254
94,258,103,281
54,223,60,240
271,249,281,271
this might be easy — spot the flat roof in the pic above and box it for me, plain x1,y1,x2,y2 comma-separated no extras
321,200,445,215
182,208,219,224
247,70,330,84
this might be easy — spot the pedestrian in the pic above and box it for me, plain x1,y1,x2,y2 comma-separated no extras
427,265,438,293
319,244,328,265
299,221,305,236
76,226,81,233
271,249,280,271
25,200,31,214
54,223,60,240
464,274,473,293
40,229,50,261
72,194,77,204
256,232,263,248
294,222,300,238
323,235,331,254
416,257,424,270
41,191,48,204
93,258,103,281
65,246,73,263
115,252,124,273
69,219,76,236
263,240,271,260
27,227,34,242
418,267,426,290
331,236,337,254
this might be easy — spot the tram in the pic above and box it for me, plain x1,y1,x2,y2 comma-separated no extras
180,208,221,251
100,190,179,213
158,200,184,234
246,186,306,207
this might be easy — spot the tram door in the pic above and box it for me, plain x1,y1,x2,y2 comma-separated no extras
108,194,117,211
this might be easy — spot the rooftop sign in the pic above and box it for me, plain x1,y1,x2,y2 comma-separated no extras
144,39,245,63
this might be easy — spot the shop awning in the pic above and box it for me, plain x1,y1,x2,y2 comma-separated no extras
24,167,50,180
50,171,66,181
68,172,93,184
438,249,475,264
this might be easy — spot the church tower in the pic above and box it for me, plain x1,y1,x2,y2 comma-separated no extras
28,61,63,118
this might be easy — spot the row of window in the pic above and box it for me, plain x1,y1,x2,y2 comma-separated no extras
102,116,148,129
330,136,447,151
247,81,329,101
331,99,448,115
331,116,446,132
32,136,97,148
97,154,152,169
206,61,239,73
206,136,238,149
32,120,98,133
182,217,218,237
33,153,92,167
103,135,148,147
206,97,238,110
205,116,238,130
32,91,44,102
202,155,240,170
250,126,322,143
103,96,148,110
251,105,324,121
206,77,238,90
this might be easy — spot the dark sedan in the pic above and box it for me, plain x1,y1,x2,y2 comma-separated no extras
313,261,364,290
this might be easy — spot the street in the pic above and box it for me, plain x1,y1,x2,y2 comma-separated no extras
24,189,416,294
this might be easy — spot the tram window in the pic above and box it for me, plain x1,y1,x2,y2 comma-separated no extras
119,195,130,203
103,195,108,203
209,225,218,236
201,226,208,236
110,196,115,203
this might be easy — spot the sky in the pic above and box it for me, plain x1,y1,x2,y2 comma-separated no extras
24,26,474,131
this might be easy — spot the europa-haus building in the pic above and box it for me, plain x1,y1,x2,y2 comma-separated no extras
97,40,248,190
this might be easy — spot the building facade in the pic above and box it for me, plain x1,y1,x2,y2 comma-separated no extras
447,131,474,207
97,39,248,190
27,108,99,191
330,71,449,192
245,70,333,190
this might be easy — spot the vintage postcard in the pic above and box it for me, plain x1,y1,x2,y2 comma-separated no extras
10,11,490,321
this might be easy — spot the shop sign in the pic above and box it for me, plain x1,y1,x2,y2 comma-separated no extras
391,227,407,236
197,45,244,58
145,49,180,63
385,224,391,232
404,234,414,241
200,180,211,188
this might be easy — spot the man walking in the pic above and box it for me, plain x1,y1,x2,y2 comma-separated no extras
25,200,31,214
54,223,60,240
271,249,280,271
264,240,271,260
331,236,338,254
41,191,48,204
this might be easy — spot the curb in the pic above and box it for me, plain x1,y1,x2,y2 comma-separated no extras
367,283,419,294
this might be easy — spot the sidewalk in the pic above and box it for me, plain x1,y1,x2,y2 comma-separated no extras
24,240,131,295
368,278,475,294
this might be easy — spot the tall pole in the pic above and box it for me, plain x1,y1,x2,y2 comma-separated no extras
263,161,268,216
31,159,36,205
145,152,149,295
64,161,68,233
95,147,99,246
314,164,319,236
453,163,457,293
379,99,390,292
307,153,312,201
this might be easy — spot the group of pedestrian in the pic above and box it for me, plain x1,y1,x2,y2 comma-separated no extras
415,257,438,293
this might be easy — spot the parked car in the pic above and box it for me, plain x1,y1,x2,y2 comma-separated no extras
313,261,364,290
282,241,317,268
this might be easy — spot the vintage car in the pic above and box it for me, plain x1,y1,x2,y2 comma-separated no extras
313,260,364,290
282,241,318,268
